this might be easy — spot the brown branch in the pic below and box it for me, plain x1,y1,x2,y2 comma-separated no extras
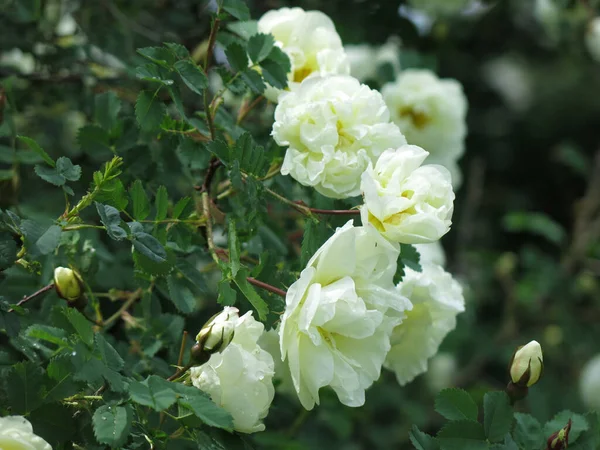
247,277,287,298
204,17,221,70
196,157,222,193
9,283,55,312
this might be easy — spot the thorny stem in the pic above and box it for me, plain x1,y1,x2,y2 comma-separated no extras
204,17,221,70
265,187,360,217
201,192,221,265
247,277,287,298
177,331,189,367
8,283,55,312
167,362,194,382
237,95,265,125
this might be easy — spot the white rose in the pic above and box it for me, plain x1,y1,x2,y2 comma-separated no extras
279,220,411,410
257,7,350,102
190,310,275,433
384,263,465,385
258,328,296,397
408,0,472,16
580,354,600,411
586,18,600,63
345,37,401,82
0,416,52,450
427,153,463,189
360,146,455,244
274,75,407,199
414,241,446,267
382,69,467,162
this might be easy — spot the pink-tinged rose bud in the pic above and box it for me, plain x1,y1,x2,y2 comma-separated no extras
546,419,571,450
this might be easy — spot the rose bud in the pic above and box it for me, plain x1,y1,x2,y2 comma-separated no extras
546,419,571,450
53,267,84,302
191,307,238,362
510,340,544,387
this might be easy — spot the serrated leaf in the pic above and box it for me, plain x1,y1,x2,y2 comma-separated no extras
95,334,124,371
222,0,250,20
225,42,249,73
167,274,197,314
155,185,168,221
435,388,478,422
174,60,208,95
0,232,18,270
63,307,94,347
217,280,237,306
96,203,127,240
5,361,46,414
233,268,268,320
164,42,190,59
301,219,328,267
228,217,241,277
26,325,69,347
133,246,175,275
95,91,121,131
513,413,543,450
136,63,175,85
137,46,177,68
35,224,62,255
135,90,166,132
544,410,589,444
247,33,274,63
132,232,167,263
130,375,177,411
240,69,265,93
437,420,487,450
56,157,81,181
400,243,422,272
29,404,77,444
34,165,65,186
260,46,290,89
172,197,191,219
93,404,133,448
95,178,128,211
129,180,150,220
77,124,112,154
483,391,513,442
227,20,258,40
174,383,233,430
410,425,440,450
17,135,54,167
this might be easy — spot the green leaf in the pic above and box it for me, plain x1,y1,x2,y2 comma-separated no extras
167,274,197,314
503,211,566,245
437,420,487,450
164,42,190,59
95,91,121,131
137,46,177,68
225,42,249,73
172,197,192,219
544,410,589,444
222,0,250,20
227,20,258,40
247,33,274,64
175,384,234,430
155,185,169,221
174,60,208,95
93,404,133,448
228,217,241,277
77,124,112,155
233,268,268,320
240,69,266,94
483,391,513,442
130,180,151,220
95,178,128,211
29,404,77,445
513,413,543,450
217,280,237,306
260,47,291,89
26,325,69,347
17,135,55,167
35,224,62,255
95,334,124,371
55,157,81,181
435,388,478,422
63,307,95,347
130,375,178,411
5,361,45,414
96,203,127,240
136,63,175,86
0,232,18,270
135,90,166,132
400,244,422,272
34,165,65,186
410,425,440,450
132,232,167,263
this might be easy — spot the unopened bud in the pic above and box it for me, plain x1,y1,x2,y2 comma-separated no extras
53,267,84,302
192,307,238,362
510,340,544,387
546,419,571,450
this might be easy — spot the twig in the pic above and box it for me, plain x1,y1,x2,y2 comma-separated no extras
9,283,54,312
201,192,221,265
177,331,189,367
247,277,287,298
265,187,360,216
204,17,221,70
197,158,222,193
102,288,143,328
237,96,265,125
167,362,194,382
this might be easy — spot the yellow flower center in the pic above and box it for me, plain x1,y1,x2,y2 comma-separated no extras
399,106,431,129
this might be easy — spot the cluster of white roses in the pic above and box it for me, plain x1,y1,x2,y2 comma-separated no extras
186,7,467,434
